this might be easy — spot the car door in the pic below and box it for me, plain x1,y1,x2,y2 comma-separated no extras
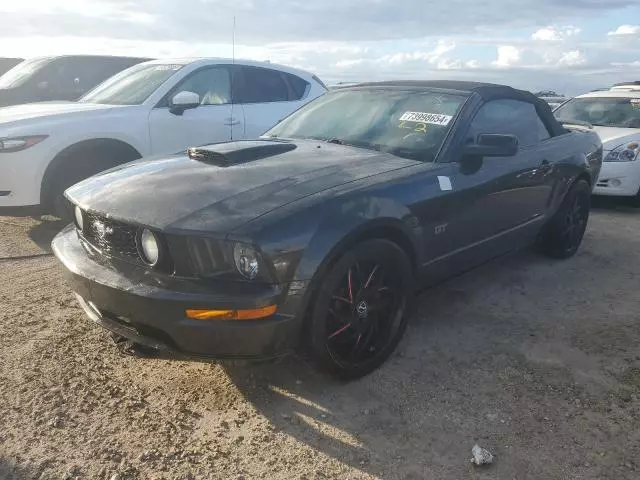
441,99,557,256
235,65,311,138
147,65,244,155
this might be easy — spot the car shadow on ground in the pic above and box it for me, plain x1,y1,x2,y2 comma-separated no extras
591,195,639,213
27,216,67,253
216,249,575,478
214,221,640,479
0,457,41,480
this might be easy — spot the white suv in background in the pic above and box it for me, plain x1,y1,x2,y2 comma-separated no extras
0,58,327,217
554,90,640,200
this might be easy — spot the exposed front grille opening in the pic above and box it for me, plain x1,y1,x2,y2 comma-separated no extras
0,191,10,197
81,213,142,264
98,307,177,348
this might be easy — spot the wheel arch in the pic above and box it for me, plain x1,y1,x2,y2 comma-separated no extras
40,137,142,207
291,216,421,342
575,171,592,187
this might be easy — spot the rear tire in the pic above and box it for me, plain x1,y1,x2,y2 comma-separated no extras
537,179,591,259
306,239,413,380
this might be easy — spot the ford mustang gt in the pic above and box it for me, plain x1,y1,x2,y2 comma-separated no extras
53,81,602,379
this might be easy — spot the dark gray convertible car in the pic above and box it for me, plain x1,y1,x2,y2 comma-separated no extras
53,81,602,378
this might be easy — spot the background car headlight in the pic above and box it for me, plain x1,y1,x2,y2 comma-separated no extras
74,206,84,231
139,229,160,265
233,243,259,280
0,135,48,153
604,142,640,162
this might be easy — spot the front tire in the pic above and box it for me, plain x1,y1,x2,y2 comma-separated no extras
537,179,591,259
307,239,413,379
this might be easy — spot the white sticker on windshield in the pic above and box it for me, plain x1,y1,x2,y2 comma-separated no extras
400,111,453,126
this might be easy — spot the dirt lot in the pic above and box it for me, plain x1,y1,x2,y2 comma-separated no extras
1,203,639,480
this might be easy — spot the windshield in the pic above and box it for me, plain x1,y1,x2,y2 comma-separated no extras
554,97,640,128
80,63,184,105
0,57,51,89
265,89,466,162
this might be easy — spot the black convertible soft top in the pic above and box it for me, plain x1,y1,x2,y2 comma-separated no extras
345,80,566,137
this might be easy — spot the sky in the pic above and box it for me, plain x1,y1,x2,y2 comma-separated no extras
0,0,639,95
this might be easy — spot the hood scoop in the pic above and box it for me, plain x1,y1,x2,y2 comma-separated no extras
188,140,297,167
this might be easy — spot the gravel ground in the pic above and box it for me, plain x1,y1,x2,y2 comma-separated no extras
0,203,639,480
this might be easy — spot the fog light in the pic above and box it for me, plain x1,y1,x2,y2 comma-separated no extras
139,229,160,265
74,206,84,230
611,179,622,187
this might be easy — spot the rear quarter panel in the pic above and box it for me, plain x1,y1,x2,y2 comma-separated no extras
546,129,602,214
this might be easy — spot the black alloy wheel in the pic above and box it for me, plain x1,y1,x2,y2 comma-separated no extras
562,191,589,254
538,179,591,259
307,239,412,379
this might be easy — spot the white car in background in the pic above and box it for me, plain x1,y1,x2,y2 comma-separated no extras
554,90,640,200
0,58,327,218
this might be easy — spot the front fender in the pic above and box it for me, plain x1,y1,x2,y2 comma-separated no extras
247,193,421,322
294,196,420,282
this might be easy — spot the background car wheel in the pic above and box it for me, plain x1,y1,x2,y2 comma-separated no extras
307,239,413,379
47,146,140,222
537,179,591,259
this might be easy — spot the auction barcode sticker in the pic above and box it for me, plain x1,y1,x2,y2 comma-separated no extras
400,111,453,126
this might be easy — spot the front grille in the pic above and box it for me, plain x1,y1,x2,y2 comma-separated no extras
82,213,141,263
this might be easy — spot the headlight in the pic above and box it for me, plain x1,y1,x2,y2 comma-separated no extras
604,142,640,162
0,135,48,153
139,229,160,266
233,243,260,280
74,206,84,231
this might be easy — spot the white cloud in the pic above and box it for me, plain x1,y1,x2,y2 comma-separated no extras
556,50,587,66
532,25,581,41
0,1,639,96
607,25,640,36
493,46,521,67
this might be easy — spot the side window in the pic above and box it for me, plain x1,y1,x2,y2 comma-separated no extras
237,66,289,103
282,72,309,100
173,67,231,105
536,115,551,143
467,99,549,147
44,58,108,92
68,59,113,90
36,58,76,90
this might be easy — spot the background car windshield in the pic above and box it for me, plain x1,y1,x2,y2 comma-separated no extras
266,89,465,162
0,57,51,88
80,63,184,105
554,97,640,128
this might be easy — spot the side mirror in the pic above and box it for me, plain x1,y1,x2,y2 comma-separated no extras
461,134,519,158
170,91,200,115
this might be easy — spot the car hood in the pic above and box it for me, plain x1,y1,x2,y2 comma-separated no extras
0,101,116,125
593,126,640,149
66,139,419,233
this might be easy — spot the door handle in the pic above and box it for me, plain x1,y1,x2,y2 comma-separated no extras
224,117,241,126
539,159,552,174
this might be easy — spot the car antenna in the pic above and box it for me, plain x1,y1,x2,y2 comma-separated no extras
230,15,236,141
